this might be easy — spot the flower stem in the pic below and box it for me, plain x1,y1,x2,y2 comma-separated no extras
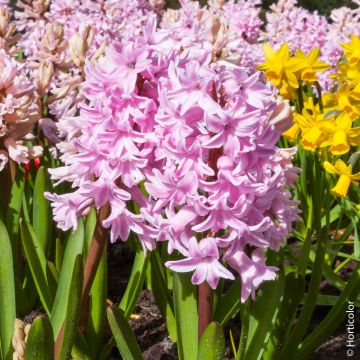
198,281,213,340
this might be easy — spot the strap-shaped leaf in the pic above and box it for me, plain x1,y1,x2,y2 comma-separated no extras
0,220,16,360
244,270,285,360
296,262,360,359
173,272,198,360
32,167,52,254
20,221,54,315
263,272,305,359
5,166,25,273
107,306,143,360
148,252,177,341
51,220,84,337
213,278,241,326
120,247,148,317
85,247,107,358
25,316,54,360
57,255,83,360
198,322,225,360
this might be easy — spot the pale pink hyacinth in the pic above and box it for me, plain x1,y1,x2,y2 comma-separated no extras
46,13,300,301
0,50,41,167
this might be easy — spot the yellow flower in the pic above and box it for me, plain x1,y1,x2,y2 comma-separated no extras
320,112,360,155
323,85,360,120
331,62,360,88
294,98,328,151
291,48,330,83
283,123,300,141
258,44,302,90
324,159,360,197
341,36,360,67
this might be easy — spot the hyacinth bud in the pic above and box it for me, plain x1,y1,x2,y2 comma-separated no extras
37,0,51,13
210,16,221,44
69,25,94,68
0,8,10,36
0,8,18,51
42,22,66,54
269,100,293,132
38,61,54,93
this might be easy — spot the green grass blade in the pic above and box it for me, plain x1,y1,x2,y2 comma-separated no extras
57,255,83,360
0,220,16,360
107,307,143,360
173,272,198,360
25,316,54,360
51,220,84,338
198,322,225,360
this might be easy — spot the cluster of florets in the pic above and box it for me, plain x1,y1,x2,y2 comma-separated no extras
0,46,40,170
46,14,300,301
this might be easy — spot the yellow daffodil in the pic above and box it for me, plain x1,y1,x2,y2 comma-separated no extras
323,85,360,120
320,113,360,155
341,36,360,67
258,44,303,91
331,62,360,89
324,159,360,197
285,98,327,150
291,48,330,83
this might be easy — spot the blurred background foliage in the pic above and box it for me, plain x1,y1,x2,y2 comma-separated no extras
167,0,356,16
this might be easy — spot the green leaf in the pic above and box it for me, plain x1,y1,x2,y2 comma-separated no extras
25,316,54,360
20,221,54,315
148,252,177,341
173,272,198,360
296,261,360,359
57,255,83,360
5,166,25,274
0,220,16,360
107,307,143,360
51,220,84,338
32,167,52,254
84,208,96,257
244,270,285,360
198,322,225,360
55,238,63,272
120,247,149,317
279,227,328,359
263,272,305,359
213,278,241,326
71,331,92,360
85,246,107,358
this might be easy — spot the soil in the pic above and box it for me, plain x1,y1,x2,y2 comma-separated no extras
107,243,357,360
